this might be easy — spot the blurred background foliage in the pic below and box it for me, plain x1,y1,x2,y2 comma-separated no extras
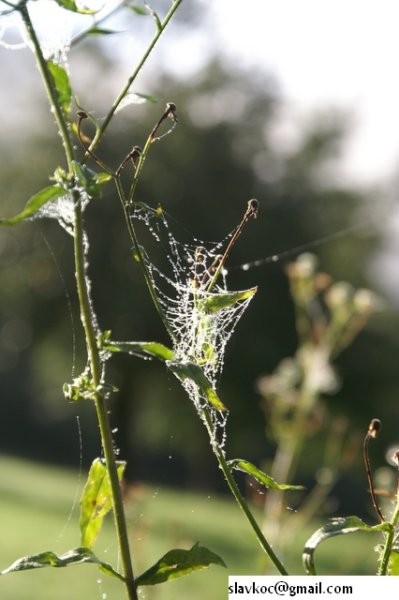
1,0,399,522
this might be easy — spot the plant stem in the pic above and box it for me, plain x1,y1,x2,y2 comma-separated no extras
88,0,184,155
200,405,288,575
73,199,137,600
19,3,74,169
114,177,174,341
22,6,137,596
378,501,399,575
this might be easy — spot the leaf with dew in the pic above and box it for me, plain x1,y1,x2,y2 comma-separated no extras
167,360,227,411
1,547,123,580
303,516,391,575
0,185,65,226
102,339,175,362
136,543,226,586
203,287,257,314
72,161,112,199
228,459,305,492
47,61,72,114
80,458,126,548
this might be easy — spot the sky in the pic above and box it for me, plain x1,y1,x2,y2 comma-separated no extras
204,0,399,187
2,0,399,189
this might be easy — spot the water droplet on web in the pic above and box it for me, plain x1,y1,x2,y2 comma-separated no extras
131,204,256,448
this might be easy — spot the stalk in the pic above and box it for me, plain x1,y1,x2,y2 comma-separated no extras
200,405,288,575
88,0,184,154
20,2,74,168
21,5,137,597
73,201,137,599
378,479,399,575
114,177,174,341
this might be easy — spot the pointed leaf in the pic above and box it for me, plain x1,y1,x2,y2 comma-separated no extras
204,287,257,314
167,360,227,411
87,27,118,36
0,185,65,225
53,0,97,14
80,458,126,548
1,547,123,580
136,543,226,586
103,340,175,362
47,61,72,114
303,516,391,575
228,459,305,491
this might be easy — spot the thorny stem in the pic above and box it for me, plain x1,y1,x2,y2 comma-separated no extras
200,405,288,575
21,6,137,597
88,0,183,156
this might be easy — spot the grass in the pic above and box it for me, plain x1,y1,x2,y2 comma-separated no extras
0,455,381,600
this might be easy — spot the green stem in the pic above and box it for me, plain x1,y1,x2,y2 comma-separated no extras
73,200,137,600
200,405,288,575
20,3,74,168
88,0,184,155
21,7,137,596
114,177,174,341
378,502,399,575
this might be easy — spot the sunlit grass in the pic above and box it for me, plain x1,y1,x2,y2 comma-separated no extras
0,456,380,600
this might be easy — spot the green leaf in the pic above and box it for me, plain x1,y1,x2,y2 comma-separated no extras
227,459,305,491
130,6,149,16
80,458,126,548
87,27,118,36
72,161,112,199
303,516,391,575
136,543,226,586
203,287,257,314
388,549,399,575
0,185,65,226
166,361,227,411
103,339,175,362
47,61,72,114
1,547,123,580
53,0,97,14
132,92,158,104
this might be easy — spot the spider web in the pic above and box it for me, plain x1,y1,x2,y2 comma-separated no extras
132,203,256,445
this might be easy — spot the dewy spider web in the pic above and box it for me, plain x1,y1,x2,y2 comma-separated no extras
132,203,257,445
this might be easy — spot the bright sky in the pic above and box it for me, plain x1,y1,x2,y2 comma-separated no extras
2,0,399,187
203,0,399,186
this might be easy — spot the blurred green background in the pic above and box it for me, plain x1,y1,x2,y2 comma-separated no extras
1,0,399,594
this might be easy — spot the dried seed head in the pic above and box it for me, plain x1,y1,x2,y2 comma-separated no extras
368,418,382,439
